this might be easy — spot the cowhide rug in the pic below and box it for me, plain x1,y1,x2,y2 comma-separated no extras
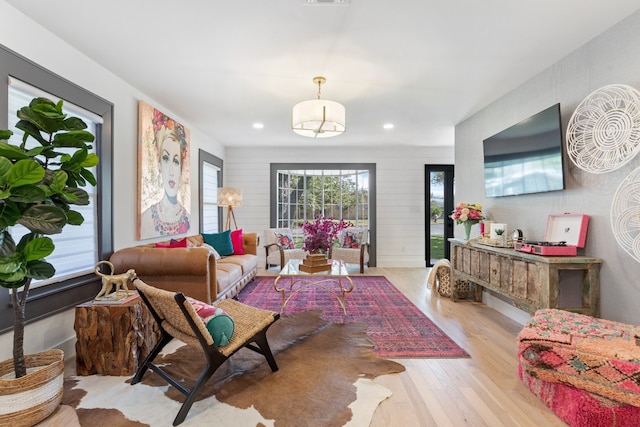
63,310,405,426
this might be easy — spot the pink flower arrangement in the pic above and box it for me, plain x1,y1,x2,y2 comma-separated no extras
302,215,352,254
450,202,484,224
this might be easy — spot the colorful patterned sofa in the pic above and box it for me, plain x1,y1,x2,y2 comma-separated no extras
517,309,640,425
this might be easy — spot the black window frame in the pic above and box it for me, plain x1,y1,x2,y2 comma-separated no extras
270,162,376,267
0,44,113,332
198,149,224,233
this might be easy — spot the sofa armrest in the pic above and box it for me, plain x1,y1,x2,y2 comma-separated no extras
242,232,259,255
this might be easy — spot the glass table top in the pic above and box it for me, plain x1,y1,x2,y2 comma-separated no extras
278,259,349,276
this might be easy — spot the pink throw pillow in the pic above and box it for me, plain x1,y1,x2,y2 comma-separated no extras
231,229,244,255
155,239,187,248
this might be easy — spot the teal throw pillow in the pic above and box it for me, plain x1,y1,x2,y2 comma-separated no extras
203,230,234,256
187,297,235,347
204,312,235,346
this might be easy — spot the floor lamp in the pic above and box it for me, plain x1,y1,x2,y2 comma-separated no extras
217,187,243,230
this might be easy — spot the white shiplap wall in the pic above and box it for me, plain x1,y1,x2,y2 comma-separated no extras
223,146,454,269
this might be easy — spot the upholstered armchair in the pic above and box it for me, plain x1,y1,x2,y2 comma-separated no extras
329,227,369,273
263,228,307,269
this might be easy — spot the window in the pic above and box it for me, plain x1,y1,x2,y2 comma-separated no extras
0,44,113,332
270,163,376,266
199,150,223,233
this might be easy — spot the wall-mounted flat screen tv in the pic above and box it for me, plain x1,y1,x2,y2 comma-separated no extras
483,103,565,198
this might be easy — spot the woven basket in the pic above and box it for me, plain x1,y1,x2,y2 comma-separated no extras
0,349,64,427
435,267,452,297
436,266,473,299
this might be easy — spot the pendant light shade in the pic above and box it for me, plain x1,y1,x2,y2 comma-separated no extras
292,76,345,138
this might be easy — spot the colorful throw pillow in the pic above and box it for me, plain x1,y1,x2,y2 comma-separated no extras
187,297,235,347
231,229,245,255
155,238,188,248
341,229,365,249
202,230,234,256
276,232,295,249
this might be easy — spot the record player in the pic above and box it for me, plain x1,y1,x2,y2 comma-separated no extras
514,214,589,256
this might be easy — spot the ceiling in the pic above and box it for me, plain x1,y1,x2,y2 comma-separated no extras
5,0,640,148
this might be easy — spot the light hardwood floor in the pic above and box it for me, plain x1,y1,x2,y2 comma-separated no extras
261,266,565,427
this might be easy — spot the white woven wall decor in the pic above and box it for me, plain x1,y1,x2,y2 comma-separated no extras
611,166,640,263
566,84,640,174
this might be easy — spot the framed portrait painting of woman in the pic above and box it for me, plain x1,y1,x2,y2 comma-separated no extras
137,100,191,239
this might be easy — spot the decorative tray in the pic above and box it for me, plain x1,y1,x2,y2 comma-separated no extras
474,237,514,248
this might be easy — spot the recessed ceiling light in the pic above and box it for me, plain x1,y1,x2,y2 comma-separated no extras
383,123,394,129
253,123,264,129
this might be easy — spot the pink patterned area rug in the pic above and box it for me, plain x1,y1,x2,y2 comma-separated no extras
238,275,469,358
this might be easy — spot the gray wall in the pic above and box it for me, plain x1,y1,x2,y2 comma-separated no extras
455,11,640,324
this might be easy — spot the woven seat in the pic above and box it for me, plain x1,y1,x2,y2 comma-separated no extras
131,278,279,426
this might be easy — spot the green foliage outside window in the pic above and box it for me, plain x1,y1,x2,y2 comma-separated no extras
277,169,369,230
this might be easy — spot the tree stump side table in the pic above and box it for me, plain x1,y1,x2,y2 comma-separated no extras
74,296,160,376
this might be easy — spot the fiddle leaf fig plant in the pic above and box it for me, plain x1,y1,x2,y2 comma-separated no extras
0,97,98,378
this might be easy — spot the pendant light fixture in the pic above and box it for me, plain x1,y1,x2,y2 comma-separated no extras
292,76,345,138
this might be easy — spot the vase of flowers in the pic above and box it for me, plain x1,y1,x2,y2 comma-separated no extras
302,215,352,255
450,202,484,240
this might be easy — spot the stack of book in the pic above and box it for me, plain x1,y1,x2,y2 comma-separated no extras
299,254,332,273
92,290,139,305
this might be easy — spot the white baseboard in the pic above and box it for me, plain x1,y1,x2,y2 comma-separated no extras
482,291,530,325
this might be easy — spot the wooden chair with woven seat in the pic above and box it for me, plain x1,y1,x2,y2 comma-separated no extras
130,277,280,426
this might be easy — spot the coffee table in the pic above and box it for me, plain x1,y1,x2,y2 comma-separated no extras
274,259,354,315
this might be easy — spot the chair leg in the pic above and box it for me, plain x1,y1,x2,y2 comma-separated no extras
172,356,226,426
252,330,279,372
131,331,173,384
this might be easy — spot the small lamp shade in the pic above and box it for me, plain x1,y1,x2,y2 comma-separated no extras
217,187,243,207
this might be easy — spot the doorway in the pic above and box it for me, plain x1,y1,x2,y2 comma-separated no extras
425,165,454,267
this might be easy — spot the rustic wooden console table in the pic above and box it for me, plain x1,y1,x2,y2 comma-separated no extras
449,239,602,316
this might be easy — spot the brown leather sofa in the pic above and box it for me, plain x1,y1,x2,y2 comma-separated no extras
109,233,259,304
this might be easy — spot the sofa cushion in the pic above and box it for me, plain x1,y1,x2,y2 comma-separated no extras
203,230,234,256
266,248,307,266
215,262,243,294
218,254,258,276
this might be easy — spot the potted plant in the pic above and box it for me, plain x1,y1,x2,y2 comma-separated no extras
301,215,352,254
0,97,98,425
